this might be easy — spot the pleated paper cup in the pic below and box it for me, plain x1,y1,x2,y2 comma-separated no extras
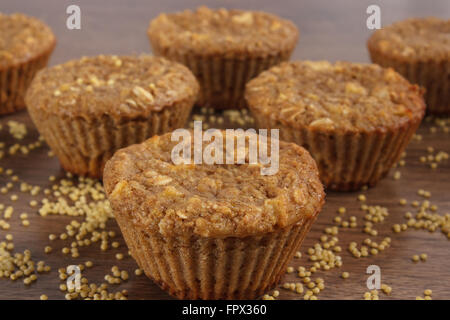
0,44,54,115
27,99,193,178
251,112,423,191
148,47,293,109
114,207,318,300
368,42,450,115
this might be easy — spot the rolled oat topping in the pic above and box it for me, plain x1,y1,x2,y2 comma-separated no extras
25,55,199,118
245,61,425,132
103,132,324,238
368,17,450,60
148,6,298,56
0,13,55,68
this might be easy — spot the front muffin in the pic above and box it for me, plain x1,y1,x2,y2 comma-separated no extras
148,6,299,109
25,55,199,178
245,61,425,191
368,17,450,115
0,13,56,115
103,131,324,299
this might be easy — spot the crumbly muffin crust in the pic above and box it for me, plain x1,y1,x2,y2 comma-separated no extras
148,6,299,57
25,55,199,119
104,132,324,238
245,61,425,133
0,13,56,69
368,17,450,61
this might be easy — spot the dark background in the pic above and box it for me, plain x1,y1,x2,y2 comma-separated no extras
2,0,450,64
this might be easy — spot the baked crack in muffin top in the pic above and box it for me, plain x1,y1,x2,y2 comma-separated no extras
148,6,299,56
0,13,55,68
245,61,425,133
25,55,199,119
103,132,324,238
368,17,450,61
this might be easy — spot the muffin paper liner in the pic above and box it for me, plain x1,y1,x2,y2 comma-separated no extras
0,46,54,115
27,100,193,178
251,113,422,191
150,43,294,109
113,210,316,300
369,48,449,115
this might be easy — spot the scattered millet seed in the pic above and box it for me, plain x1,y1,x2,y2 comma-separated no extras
341,272,349,279
381,284,392,295
115,253,124,260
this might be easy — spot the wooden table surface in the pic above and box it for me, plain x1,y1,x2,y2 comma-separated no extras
0,0,449,300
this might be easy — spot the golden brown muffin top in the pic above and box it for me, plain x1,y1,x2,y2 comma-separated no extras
0,13,55,69
25,55,199,119
368,17,450,61
103,131,324,238
148,6,299,56
245,61,425,133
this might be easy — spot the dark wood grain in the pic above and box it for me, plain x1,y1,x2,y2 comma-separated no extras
0,0,449,300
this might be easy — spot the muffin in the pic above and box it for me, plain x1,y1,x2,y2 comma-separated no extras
0,13,56,115
245,61,426,191
103,131,324,299
368,17,450,115
26,55,199,178
148,6,298,110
